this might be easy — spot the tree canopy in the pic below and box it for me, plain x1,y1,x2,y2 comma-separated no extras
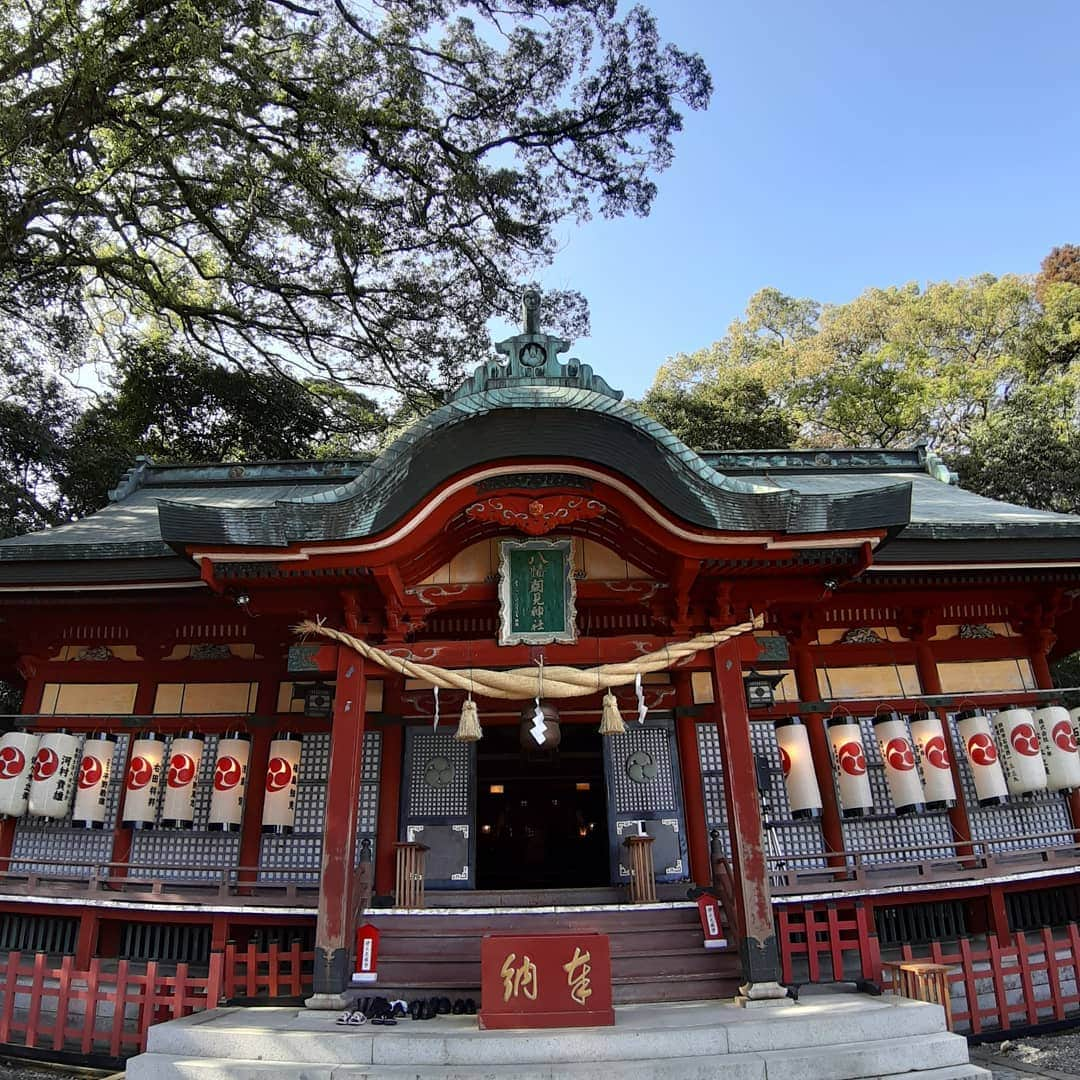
0,0,710,396
642,266,1080,515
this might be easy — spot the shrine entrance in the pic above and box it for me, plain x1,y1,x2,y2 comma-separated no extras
475,724,609,890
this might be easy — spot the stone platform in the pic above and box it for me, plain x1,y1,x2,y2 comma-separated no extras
126,989,989,1080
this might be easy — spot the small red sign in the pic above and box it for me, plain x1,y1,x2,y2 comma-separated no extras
696,893,728,949
480,933,614,1030
352,923,379,985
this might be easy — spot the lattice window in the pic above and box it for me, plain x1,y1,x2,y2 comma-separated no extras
611,726,676,815
838,716,955,865
10,733,128,877
258,730,383,884
129,734,241,882
406,732,471,818
750,721,827,870
696,722,731,857
946,713,1073,852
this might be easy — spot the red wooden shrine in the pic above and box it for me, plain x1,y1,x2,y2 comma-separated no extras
0,296,1079,1050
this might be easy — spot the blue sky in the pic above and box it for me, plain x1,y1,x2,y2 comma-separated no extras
526,1,1080,398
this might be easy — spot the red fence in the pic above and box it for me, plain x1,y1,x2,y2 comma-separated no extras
0,944,313,1062
891,925,1080,1035
776,901,881,985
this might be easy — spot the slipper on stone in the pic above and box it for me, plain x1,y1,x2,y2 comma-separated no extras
347,1011,368,1025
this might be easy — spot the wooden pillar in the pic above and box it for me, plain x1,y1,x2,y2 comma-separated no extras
375,677,404,896
309,648,366,1005
237,676,280,885
790,642,846,868
913,640,975,859
109,678,159,878
673,672,711,885
710,641,784,1002
0,669,42,870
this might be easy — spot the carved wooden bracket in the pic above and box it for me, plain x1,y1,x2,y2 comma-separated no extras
465,495,606,536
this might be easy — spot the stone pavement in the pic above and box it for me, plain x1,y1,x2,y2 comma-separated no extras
127,988,987,1079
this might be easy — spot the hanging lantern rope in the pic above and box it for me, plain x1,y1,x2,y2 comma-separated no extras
291,616,763,700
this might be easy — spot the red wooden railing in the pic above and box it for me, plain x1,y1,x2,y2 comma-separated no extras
776,901,882,985
890,925,1080,1035
0,944,313,1062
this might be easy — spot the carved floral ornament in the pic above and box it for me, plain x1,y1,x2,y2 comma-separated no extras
465,495,606,536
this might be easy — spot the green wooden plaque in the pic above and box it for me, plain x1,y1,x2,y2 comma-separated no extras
498,539,577,645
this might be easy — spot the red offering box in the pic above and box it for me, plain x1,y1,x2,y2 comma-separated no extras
479,932,614,1029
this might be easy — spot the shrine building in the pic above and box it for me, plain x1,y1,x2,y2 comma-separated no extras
1,297,1080,1030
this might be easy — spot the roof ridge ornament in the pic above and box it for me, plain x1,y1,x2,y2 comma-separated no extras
450,288,623,401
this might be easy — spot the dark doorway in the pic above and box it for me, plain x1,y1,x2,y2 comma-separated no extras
476,723,609,890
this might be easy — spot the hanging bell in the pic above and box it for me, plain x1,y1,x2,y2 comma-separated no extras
454,698,482,742
599,690,626,736
519,701,561,751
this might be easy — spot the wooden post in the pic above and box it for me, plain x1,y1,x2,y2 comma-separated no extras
623,835,657,903
109,679,159,880
237,677,281,886
674,672,711,885
710,640,785,1004
913,639,976,862
375,678,404,896
393,842,428,908
790,641,846,870
307,648,366,1007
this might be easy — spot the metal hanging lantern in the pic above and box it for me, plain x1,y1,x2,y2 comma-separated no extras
519,700,561,751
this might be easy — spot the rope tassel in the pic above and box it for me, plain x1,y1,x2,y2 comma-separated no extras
455,698,482,742
599,690,626,736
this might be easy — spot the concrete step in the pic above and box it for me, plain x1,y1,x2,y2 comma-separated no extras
126,992,987,1080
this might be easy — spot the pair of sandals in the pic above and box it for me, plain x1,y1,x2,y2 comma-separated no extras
337,996,407,1026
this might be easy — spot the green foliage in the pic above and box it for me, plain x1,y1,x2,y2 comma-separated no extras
0,341,387,535
1036,245,1080,303
0,0,710,396
640,376,794,451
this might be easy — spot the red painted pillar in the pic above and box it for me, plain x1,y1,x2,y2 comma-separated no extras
109,678,159,878
674,672,711,885
309,648,366,1003
790,642,846,869
913,640,975,859
0,669,42,870
237,676,281,886
375,726,403,896
711,641,783,999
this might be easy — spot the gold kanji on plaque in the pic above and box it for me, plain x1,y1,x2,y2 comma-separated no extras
563,946,593,1006
500,952,539,1003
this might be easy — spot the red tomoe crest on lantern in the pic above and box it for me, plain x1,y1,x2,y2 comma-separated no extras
78,756,103,789
837,741,866,776
127,756,153,790
779,746,791,776
1052,720,1077,754
1009,723,1040,757
266,757,293,792
967,732,998,766
0,746,25,779
214,756,243,791
167,753,197,788
885,738,916,771
32,747,58,782
923,735,951,770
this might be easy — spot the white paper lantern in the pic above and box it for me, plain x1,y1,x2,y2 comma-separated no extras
826,717,874,817
993,706,1048,797
72,732,117,828
907,711,957,810
774,717,822,818
872,712,925,815
160,733,205,828
0,731,40,818
121,734,166,829
262,733,302,834
955,709,1008,806
1031,706,1080,792
208,733,251,832
27,731,80,820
